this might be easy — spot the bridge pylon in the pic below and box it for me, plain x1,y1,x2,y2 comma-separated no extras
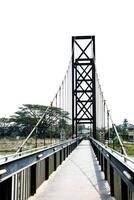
72,36,96,139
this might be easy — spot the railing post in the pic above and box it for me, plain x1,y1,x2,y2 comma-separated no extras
60,149,62,164
45,157,49,180
110,165,114,196
104,157,107,180
68,145,71,154
63,148,65,160
30,164,36,196
67,145,69,156
101,153,103,171
121,179,128,200
98,151,101,165
0,177,12,200
54,153,57,171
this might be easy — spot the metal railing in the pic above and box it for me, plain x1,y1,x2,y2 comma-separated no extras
0,137,82,200
0,139,73,164
90,137,134,200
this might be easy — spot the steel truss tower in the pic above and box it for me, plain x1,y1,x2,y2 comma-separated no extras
72,36,96,139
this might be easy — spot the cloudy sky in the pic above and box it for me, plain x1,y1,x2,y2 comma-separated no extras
0,0,134,124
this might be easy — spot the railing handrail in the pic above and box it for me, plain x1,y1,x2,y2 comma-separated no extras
90,137,134,170
90,137,134,197
0,137,80,164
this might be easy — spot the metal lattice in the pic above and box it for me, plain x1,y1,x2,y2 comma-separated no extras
72,36,96,138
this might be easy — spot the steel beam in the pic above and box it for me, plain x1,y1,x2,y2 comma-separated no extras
72,35,96,138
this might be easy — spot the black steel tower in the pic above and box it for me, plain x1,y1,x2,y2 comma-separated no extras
72,36,96,139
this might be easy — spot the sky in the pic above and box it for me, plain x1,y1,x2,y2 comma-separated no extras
0,0,134,124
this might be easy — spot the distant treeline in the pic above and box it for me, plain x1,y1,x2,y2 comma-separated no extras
0,104,72,139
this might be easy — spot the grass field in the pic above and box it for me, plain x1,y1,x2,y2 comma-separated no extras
124,143,134,156
108,142,134,156
1,138,134,157
0,137,60,155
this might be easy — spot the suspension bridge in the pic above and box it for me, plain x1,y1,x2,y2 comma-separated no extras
0,36,134,200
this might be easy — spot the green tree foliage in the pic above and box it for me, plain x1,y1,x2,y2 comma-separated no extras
0,117,13,137
9,104,71,138
114,119,129,141
123,118,128,128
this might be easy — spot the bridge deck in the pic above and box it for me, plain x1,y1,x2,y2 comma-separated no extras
29,140,114,200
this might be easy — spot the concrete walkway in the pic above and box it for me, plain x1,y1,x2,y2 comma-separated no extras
29,140,115,200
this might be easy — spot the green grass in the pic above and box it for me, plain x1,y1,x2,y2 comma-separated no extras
0,137,60,155
0,150,15,155
108,142,134,156
124,144,134,156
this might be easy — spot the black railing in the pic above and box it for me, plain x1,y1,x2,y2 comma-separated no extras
0,137,82,200
90,137,134,200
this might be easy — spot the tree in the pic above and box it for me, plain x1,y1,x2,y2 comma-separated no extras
0,117,13,137
123,119,128,129
10,104,70,138
122,119,128,140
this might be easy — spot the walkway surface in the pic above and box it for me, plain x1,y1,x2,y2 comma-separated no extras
29,140,115,200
